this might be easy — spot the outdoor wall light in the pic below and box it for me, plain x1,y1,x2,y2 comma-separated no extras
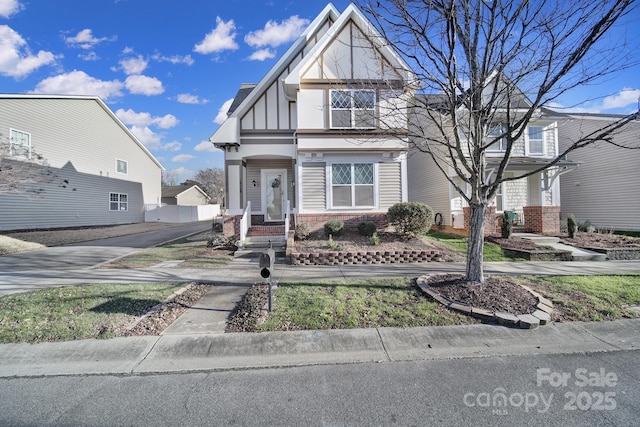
253,180,257,187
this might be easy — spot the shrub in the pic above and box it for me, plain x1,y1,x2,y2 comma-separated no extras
501,211,513,238
567,214,577,238
294,223,310,241
357,221,377,237
578,220,596,233
324,220,344,237
387,202,434,239
370,232,380,246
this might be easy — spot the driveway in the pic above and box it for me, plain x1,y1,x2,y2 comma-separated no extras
0,221,211,275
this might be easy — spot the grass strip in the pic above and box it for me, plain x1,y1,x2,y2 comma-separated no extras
0,283,185,343
426,230,522,261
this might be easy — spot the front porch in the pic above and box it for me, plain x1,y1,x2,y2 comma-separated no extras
460,205,562,235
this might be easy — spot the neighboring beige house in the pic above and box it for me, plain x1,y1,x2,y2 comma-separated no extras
408,83,578,235
0,94,163,231
210,3,416,244
161,184,210,206
559,113,640,231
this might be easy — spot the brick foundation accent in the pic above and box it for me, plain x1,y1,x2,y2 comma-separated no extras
223,214,241,238
462,206,497,236
296,213,388,234
523,206,561,234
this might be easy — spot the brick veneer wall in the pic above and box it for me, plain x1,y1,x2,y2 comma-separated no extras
523,206,560,234
223,214,240,238
463,206,497,236
296,213,388,234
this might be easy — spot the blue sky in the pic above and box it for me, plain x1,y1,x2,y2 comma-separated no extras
1,0,638,183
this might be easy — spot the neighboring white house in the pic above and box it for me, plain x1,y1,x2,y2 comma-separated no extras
0,94,163,231
407,82,578,235
210,3,416,240
559,113,640,232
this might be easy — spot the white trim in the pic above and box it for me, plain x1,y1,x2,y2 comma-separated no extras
9,127,31,159
109,192,128,211
326,161,377,209
524,125,546,156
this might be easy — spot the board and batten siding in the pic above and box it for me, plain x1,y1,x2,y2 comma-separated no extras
301,162,326,212
379,162,402,209
559,117,640,231
0,97,162,205
0,161,144,230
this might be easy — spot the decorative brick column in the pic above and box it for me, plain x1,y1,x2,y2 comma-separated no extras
223,214,240,238
523,206,560,234
463,206,497,236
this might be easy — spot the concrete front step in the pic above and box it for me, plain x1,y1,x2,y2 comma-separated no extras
547,242,608,261
242,235,286,249
513,233,560,245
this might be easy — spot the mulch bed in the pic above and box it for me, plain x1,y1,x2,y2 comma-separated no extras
420,273,538,315
560,233,640,249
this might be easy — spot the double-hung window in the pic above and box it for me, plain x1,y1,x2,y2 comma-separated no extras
330,90,376,129
10,128,31,159
527,126,545,155
331,163,374,208
486,123,507,152
109,192,128,211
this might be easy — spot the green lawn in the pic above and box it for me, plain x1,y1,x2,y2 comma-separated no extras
103,236,233,268
0,283,185,343
426,230,522,261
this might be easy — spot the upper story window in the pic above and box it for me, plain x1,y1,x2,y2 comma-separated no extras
9,128,31,159
527,126,545,155
116,159,128,174
486,124,507,152
331,163,375,208
330,90,376,129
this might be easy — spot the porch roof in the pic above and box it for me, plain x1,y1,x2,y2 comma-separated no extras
487,157,581,171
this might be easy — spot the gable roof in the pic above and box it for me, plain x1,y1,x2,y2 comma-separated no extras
0,94,164,170
162,184,209,199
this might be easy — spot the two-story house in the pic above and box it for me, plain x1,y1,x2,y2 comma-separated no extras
210,3,417,244
408,82,577,235
0,94,163,231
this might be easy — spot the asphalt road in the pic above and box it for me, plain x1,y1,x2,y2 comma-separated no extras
0,350,637,426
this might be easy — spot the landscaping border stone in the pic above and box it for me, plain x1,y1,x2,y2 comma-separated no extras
502,247,572,261
574,246,640,260
290,249,441,266
416,274,554,329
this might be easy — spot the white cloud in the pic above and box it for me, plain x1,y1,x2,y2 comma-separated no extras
78,51,99,61
65,29,112,49
248,48,275,61
125,74,164,95
120,55,148,75
162,141,182,151
214,98,234,124
32,70,123,100
172,154,196,163
194,17,238,54
169,166,194,182
553,88,640,114
194,139,222,153
601,88,640,111
0,25,57,78
129,125,162,150
177,93,209,104
245,15,309,48
0,0,23,18
152,53,194,65
115,108,179,129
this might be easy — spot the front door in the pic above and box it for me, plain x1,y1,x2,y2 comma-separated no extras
262,169,287,222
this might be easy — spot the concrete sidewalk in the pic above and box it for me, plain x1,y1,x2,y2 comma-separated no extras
1,318,638,378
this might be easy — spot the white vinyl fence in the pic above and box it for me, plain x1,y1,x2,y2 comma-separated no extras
144,204,221,223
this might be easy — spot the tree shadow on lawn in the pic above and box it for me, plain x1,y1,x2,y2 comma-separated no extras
90,297,162,316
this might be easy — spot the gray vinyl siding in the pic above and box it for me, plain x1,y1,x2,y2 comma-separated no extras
245,159,294,213
0,161,143,230
301,162,326,211
407,148,452,224
379,162,402,209
0,97,162,206
559,117,640,231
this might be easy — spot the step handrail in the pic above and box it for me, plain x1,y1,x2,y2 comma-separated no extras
239,201,251,248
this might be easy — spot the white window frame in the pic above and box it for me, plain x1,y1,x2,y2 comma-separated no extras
328,162,377,209
9,128,32,159
116,158,128,175
329,89,376,129
109,192,128,211
525,125,545,156
486,123,507,153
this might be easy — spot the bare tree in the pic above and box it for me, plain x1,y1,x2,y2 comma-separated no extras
193,168,225,205
362,0,639,283
161,169,180,186
0,134,64,197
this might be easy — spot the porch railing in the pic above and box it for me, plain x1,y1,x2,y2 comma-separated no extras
239,201,251,248
451,209,465,229
284,200,291,239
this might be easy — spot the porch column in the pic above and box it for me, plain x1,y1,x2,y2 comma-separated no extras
463,206,497,236
523,206,561,234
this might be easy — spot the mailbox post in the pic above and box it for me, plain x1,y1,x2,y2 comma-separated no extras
259,248,276,310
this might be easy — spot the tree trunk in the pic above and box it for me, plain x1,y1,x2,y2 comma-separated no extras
466,204,485,283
